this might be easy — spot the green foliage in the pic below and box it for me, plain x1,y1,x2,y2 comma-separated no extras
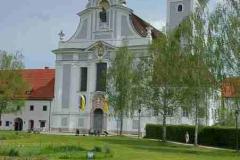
215,99,236,127
0,50,29,119
9,148,19,157
198,127,239,149
146,124,240,149
0,147,11,156
140,31,185,142
146,124,195,143
107,45,135,134
92,146,102,152
45,145,85,153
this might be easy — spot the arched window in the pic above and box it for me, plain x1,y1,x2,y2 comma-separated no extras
178,4,183,12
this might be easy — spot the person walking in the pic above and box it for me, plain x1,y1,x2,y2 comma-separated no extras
185,131,190,144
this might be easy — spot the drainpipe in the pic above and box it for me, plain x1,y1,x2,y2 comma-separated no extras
49,100,52,132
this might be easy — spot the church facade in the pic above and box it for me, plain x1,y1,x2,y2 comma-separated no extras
51,0,216,134
0,0,218,134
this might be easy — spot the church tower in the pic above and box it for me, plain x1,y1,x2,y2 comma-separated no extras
166,0,196,31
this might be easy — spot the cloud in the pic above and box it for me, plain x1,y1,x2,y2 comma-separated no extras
149,19,166,31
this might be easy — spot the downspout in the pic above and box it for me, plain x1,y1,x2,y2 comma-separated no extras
49,100,52,132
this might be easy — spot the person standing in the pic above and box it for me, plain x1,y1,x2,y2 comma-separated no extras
185,131,190,144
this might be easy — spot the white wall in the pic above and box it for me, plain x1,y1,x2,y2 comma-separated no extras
0,100,53,131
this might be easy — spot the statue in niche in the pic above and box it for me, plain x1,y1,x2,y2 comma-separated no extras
100,7,107,23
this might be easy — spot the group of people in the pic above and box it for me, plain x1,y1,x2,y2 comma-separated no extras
89,128,102,136
76,128,109,137
75,128,102,136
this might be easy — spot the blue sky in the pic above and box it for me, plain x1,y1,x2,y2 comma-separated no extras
0,0,219,69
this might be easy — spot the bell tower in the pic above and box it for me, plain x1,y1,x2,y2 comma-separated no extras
166,0,196,31
86,0,127,8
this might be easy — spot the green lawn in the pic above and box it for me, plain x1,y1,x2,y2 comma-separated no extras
0,131,240,160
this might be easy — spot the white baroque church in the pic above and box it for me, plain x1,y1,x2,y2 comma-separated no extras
0,0,218,134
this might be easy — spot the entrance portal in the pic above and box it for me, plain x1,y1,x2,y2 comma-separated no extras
14,118,23,131
93,109,103,130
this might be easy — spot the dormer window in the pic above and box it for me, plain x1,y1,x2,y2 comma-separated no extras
178,4,183,12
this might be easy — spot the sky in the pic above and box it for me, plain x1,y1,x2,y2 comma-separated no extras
0,0,220,69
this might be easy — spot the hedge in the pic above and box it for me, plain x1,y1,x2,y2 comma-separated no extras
145,124,240,149
198,127,239,149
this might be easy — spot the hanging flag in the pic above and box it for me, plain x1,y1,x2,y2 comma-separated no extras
79,95,86,111
104,94,109,112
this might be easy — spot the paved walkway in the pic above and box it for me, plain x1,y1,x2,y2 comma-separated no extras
168,141,233,151
124,135,234,151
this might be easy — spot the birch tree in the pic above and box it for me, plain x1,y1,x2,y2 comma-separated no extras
139,33,184,142
107,46,134,135
175,0,240,145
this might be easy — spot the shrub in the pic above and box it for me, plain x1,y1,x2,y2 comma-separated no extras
145,124,195,143
92,146,102,152
146,124,240,149
8,148,19,157
47,145,85,153
0,147,10,156
198,126,239,149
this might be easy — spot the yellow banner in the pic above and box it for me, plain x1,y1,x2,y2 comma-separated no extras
80,95,85,111
104,95,109,112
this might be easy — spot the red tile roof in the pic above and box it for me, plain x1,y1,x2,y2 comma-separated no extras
18,69,55,100
130,13,163,39
222,78,240,98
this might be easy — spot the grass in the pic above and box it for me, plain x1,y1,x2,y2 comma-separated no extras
0,131,239,160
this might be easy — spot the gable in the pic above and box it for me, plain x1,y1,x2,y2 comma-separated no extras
85,41,117,52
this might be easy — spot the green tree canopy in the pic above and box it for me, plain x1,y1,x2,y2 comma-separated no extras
0,51,29,120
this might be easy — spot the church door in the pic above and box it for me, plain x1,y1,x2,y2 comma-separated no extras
93,109,103,130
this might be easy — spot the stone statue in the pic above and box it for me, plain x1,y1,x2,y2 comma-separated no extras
97,97,101,105
100,7,107,23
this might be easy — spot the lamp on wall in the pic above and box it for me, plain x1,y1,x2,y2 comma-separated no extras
94,41,106,61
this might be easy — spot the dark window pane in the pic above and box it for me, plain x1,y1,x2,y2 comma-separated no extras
96,63,107,91
40,121,45,128
43,106,47,111
0,121,2,126
81,68,88,91
30,105,34,111
178,4,183,12
6,121,9,126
